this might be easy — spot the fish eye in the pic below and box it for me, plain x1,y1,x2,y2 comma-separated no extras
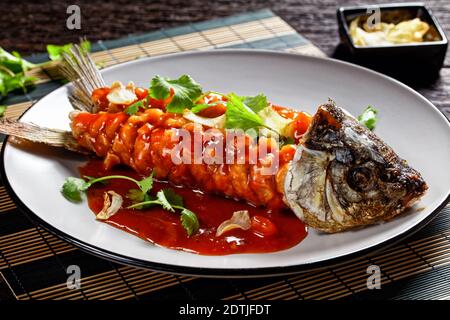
380,168,400,183
347,166,373,191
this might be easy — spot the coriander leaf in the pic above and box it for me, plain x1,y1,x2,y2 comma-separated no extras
127,188,145,202
156,189,179,212
0,47,36,73
137,172,154,194
150,75,202,113
191,102,220,114
0,48,37,99
140,194,158,209
61,174,143,204
4,73,37,94
225,93,264,131
0,67,37,98
241,94,268,113
127,190,155,209
61,177,89,202
124,100,144,115
126,173,155,208
143,193,156,202
11,51,35,72
0,105,6,117
180,208,200,237
46,40,91,61
156,189,174,212
61,173,158,206
128,189,184,210
357,106,379,131
162,188,183,207
47,44,73,61
126,188,199,236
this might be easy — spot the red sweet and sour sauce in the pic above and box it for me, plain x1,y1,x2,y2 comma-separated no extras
80,160,307,255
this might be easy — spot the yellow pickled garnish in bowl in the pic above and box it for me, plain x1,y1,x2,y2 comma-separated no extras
349,16,431,46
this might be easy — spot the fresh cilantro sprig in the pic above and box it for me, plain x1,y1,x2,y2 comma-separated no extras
0,48,37,99
61,173,153,203
124,100,145,115
179,208,200,237
357,106,379,131
0,48,36,73
191,102,221,114
0,40,91,101
225,93,294,138
46,40,91,61
240,94,268,113
225,93,265,131
0,71,37,97
149,75,202,113
128,188,200,236
62,172,200,236
191,92,270,131
61,177,88,202
47,43,73,61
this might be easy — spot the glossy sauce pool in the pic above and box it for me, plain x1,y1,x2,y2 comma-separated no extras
80,160,307,255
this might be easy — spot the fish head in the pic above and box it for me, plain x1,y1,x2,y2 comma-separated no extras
284,101,428,233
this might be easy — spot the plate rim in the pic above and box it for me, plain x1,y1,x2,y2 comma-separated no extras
2,48,450,277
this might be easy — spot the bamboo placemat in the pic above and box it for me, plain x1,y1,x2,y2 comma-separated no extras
1,9,450,300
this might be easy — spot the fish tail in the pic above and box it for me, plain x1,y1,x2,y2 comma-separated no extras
0,118,87,154
59,40,105,113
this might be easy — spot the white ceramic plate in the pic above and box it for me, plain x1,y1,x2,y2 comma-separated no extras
2,50,450,277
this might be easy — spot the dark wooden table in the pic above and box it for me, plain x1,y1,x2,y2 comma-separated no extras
0,0,449,301
1,0,449,117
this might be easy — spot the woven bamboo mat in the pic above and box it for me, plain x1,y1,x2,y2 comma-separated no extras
1,9,450,300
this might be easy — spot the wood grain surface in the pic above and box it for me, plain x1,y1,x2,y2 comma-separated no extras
1,0,449,118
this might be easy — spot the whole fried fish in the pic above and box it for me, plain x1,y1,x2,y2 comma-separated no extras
284,101,428,233
0,45,428,234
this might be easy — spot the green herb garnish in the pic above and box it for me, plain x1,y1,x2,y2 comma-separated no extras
128,188,200,236
241,94,268,113
0,48,37,99
0,40,91,101
46,40,91,61
61,174,152,203
0,105,6,117
156,188,183,211
124,100,145,115
0,72,37,96
225,93,265,131
61,177,88,202
61,172,200,236
191,102,220,114
224,93,292,138
0,48,36,73
149,75,202,113
357,106,379,131
180,208,200,237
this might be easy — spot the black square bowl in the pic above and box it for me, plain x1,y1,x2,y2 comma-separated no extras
337,3,448,80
